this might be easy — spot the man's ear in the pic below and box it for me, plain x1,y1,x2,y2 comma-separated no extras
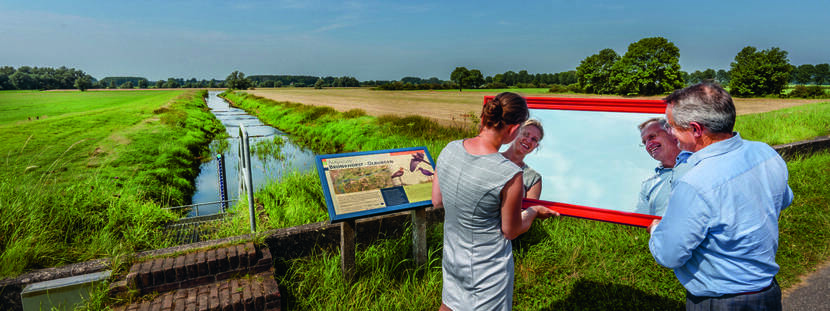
509,123,521,136
690,122,704,137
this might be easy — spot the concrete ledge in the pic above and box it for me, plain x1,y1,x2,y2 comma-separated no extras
773,135,830,161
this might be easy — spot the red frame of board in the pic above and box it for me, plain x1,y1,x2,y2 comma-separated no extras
483,95,667,227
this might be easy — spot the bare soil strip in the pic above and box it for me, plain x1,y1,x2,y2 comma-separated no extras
248,88,827,126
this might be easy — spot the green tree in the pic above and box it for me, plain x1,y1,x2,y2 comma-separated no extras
137,79,148,89
314,78,325,89
225,71,252,90
0,66,14,90
576,48,619,94
729,46,792,96
466,69,485,89
687,68,717,85
119,81,134,89
794,64,815,85
609,37,684,95
450,67,470,91
9,71,36,90
815,63,830,85
164,78,180,88
74,75,92,91
716,69,731,86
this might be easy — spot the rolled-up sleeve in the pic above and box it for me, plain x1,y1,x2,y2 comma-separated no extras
649,182,711,269
782,185,794,211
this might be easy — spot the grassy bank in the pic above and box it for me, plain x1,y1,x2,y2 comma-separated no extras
218,92,829,309
735,100,830,144
0,90,225,278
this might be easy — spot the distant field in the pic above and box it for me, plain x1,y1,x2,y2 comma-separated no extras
0,90,188,180
247,87,828,126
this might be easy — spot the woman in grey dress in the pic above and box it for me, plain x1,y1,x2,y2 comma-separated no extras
432,92,557,311
501,119,544,199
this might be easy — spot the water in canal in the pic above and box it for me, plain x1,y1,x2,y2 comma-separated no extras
188,91,317,216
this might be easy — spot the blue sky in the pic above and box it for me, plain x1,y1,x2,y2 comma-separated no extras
2,0,828,81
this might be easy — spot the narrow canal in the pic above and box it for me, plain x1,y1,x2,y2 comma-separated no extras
188,91,317,216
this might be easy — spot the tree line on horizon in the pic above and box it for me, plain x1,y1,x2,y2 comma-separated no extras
572,37,828,97
2,36,828,98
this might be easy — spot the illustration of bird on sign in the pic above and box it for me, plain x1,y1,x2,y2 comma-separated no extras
417,167,434,181
391,167,405,186
409,152,428,172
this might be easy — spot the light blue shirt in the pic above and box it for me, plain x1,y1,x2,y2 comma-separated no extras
649,133,793,297
635,151,692,216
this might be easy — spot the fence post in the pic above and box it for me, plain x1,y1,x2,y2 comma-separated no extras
412,208,427,266
217,153,228,212
341,219,356,282
239,124,256,233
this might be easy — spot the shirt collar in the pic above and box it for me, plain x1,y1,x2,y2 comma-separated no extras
655,150,694,173
685,132,742,167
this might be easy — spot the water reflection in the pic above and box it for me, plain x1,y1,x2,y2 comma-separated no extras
189,91,317,216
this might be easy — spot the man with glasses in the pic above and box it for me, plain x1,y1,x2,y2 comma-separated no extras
648,82,793,310
634,117,691,216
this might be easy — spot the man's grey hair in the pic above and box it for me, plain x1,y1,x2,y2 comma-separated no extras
663,82,735,134
638,117,669,132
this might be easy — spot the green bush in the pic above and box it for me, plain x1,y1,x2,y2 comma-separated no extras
548,84,569,93
343,109,367,118
789,85,828,98
567,83,584,93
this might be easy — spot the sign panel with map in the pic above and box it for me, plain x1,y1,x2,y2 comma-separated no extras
315,147,436,222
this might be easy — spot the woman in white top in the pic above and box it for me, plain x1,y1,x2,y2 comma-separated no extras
501,119,544,199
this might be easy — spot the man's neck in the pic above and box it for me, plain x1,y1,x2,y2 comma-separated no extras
694,132,735,152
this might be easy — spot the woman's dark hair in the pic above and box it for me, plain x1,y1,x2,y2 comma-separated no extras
480,92,529,131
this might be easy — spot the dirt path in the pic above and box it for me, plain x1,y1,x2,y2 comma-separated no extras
247,88,827,126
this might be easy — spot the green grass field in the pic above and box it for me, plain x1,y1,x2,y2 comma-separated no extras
736,100,830,144
0,90,225,278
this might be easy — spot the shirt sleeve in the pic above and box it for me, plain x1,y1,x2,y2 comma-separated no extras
634,181,649,214
649,181,711,269
782,185,794,211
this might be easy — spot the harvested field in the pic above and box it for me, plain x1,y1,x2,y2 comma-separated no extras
247,88,828,126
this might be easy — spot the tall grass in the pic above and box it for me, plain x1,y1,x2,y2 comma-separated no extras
0,170,175,278
0,90,225,278
278,225,445,310
269,150,830,310
735,101,830,145
216,92,830,309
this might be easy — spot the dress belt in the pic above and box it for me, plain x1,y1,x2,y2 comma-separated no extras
735,280,775,296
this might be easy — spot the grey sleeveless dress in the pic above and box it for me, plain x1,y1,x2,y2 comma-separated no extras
437,140,522,310
521,164,541,193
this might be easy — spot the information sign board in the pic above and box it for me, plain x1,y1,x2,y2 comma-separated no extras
316,147,436,222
